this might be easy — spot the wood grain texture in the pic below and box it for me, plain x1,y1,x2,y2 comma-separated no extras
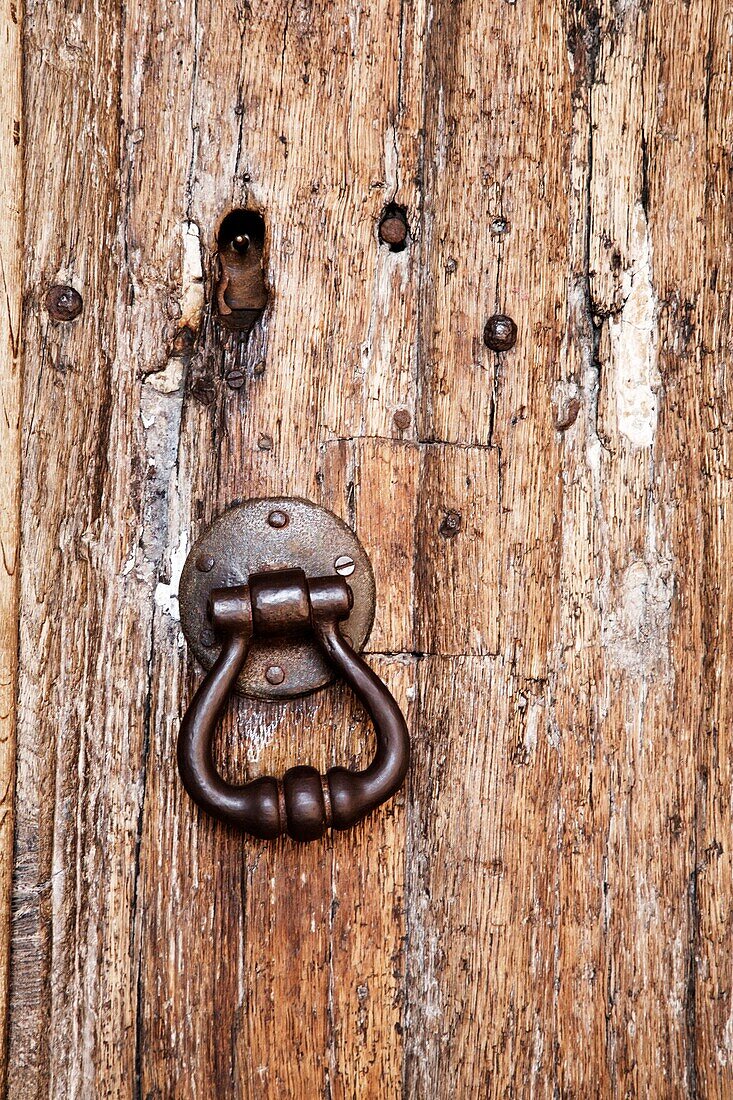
0,0,22,1091
7,0,733,1096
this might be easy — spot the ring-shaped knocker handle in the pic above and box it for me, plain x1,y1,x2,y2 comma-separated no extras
177,568,410,841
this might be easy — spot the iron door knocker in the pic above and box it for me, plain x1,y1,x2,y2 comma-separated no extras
176,498,410,841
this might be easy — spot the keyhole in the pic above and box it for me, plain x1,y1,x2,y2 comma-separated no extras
218,209,265,255
215,209,269,334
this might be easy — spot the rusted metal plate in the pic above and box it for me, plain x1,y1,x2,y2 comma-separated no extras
179,498,376,700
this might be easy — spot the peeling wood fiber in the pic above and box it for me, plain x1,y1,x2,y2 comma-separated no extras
5,1,733,1097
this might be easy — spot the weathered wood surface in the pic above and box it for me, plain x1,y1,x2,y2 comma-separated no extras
6,0,733,1096
0,0,23,1093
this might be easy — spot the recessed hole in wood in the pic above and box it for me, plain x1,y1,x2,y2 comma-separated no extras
215,208,269,335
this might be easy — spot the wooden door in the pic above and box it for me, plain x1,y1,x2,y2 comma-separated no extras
2,1,733,1096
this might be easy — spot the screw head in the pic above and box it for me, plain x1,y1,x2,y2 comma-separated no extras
267,510,289,529
225,369,246,389
196,553,215,573
200,628,216,647
334,555,355,577
265,665,285,685
45,284,83,322
483,313,518,352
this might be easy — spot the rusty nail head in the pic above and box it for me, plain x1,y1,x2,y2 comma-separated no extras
196,553,215,573
439,510,463,538
379,211,408,247
46,285,83,322
484,313,518,352
258,433,273,451
334,555,355,577
265,665,285,685
393,408,411,430
267,510,289,529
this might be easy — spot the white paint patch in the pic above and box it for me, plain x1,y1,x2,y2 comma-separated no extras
120,547,136,577
435,85,447,174
146,357,184,395
523,701,540,756
180,220,204,331
609,203,660,448
144,222,203,395
154,528,189,621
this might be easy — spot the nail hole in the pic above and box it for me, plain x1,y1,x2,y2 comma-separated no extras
439,510,462,538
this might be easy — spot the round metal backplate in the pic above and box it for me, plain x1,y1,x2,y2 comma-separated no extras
179,498,376,700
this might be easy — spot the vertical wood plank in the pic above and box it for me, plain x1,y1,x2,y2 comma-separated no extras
132,4,427,1097
694,2,733,1093
551,8,612,1093
583,2,706,1092
0,0,22,1089
406,1,569,1094
10,2,131,1095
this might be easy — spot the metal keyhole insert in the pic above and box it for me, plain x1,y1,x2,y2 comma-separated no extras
215,209,269,334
